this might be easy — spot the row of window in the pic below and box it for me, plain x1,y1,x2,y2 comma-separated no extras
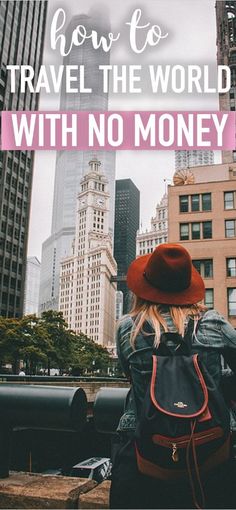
180,220,236,240
94,182,105,192
180,193,211,213
138,235,168,247
179,191,236,213
157,209,167,219
192,258,236,278
205,288,236,316
180,221,212,240
139,242,168,255
2,275,21,290
88,253,101,261
6,152,31,169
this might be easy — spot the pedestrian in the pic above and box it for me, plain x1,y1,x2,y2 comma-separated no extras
110,243,236,509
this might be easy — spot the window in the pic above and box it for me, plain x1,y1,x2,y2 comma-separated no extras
205,289,214,309
2,292,8,305
179,193,212,212
180,223,189,240
225,220,236,238
3,275,9,287
7,158,12,169
191,195,200,212
227,258,236,277
224,191,234,210
9,294,15,306
179,195,189,213
228,288,236,316
202,221,212,239
180,222,212,241
191,223,200,240
193,259,213,278
193,260,201,274
202,193,211,211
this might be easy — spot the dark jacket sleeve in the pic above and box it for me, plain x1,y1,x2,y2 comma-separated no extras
219,315,236,401
116,323,131,379
219,314,236,374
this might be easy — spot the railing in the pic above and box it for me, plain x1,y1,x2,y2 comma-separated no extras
0,374,128,383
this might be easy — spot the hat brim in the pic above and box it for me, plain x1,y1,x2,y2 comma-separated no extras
127,253,205,306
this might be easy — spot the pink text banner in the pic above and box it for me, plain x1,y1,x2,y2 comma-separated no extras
1,111,235,151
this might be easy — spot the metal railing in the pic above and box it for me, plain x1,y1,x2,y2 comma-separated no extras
0,374,128,384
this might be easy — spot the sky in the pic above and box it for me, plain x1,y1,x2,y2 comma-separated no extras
28,0,221,259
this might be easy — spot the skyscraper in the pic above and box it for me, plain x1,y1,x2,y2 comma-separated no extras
24,257,41,316
175,151,214,170
0,1,47,317
114,179,140,314
59,158,116,346
39,9,116,314
216,1,236,163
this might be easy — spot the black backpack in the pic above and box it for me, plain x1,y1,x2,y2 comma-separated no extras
134,319,230,509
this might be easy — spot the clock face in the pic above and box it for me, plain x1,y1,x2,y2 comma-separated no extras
96,197,105,207
80,198,86,207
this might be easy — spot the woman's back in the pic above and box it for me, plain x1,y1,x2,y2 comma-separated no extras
111,244,236,509
117,308,236,432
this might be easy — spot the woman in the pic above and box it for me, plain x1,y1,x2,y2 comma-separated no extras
110,243,236,509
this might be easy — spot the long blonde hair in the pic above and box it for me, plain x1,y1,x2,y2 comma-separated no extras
127,295,206,348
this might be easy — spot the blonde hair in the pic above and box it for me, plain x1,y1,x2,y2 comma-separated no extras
127,295,206,349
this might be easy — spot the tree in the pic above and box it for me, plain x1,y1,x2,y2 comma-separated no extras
0,317,9,368
0,311,113,376
20,320,54,375
0,315,53,374
0,316,34,373
70,332,111,375
39,311,76,374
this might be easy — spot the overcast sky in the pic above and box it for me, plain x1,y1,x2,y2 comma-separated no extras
28,0,221,260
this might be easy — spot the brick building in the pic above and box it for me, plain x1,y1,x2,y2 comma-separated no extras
168,163,236,328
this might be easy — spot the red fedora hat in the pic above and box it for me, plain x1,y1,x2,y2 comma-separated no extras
127,243,205,305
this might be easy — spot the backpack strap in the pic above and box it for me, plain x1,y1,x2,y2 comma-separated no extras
155,316,196,356
184,316,196,345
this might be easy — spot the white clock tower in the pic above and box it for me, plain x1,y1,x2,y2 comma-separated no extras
59,158,117,348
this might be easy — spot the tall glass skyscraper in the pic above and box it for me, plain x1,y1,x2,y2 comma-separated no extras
114,179,140,314
175,151,214,170
39,9,116,313
216,1,236,163
0,1,47,317
24,256,41,315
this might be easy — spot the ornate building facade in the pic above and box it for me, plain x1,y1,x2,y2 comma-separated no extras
136,194,168,256
59,158,116,347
